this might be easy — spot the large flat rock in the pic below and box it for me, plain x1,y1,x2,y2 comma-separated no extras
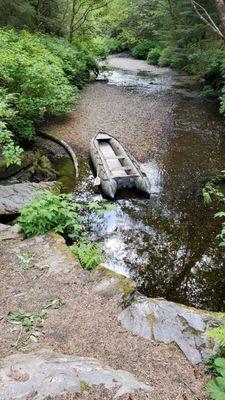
118,295,220,365
0,348,151,399
0,182,57,215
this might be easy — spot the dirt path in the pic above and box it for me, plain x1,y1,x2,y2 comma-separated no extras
0,233,209,399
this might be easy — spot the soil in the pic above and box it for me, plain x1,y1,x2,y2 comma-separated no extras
0,235,209,400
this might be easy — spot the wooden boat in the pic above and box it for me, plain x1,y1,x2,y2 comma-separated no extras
90,132,151,199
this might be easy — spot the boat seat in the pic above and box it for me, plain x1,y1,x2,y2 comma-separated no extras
99,141,127,177
106,156,125,160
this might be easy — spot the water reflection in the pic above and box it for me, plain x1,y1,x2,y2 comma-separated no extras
56,65,225,312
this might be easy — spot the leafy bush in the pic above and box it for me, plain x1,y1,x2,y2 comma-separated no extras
207,357,225,399
206,316,225,400
18,191,84,238
132,40,155,59
70,242,104,270
0,28,98,166
158,46,174,67
39,34,98,88
147,48,162,65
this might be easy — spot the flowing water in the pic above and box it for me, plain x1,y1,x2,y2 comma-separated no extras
53,55,225,312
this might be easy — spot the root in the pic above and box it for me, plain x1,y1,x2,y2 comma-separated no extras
37,130,79,178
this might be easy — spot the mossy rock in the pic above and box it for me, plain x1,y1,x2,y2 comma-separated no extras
0,154,31,181
92,265,136,300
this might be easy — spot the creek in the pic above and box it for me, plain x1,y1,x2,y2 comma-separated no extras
51,54,225,312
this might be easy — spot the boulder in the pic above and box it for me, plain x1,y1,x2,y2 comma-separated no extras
0,182,57,215
0,224,24,241
91,265,136,300
118,294,220,365
0,348,151,399
12,232,80,274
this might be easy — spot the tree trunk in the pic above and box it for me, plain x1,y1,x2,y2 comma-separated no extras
214,0,225,32
68,0,76,43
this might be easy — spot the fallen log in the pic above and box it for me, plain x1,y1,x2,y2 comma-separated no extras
37,130,79,178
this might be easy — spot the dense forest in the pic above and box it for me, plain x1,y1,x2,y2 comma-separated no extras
1,3,225,400
0,0,225,167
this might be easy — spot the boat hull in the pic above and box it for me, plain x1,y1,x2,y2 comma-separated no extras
90,132,151,199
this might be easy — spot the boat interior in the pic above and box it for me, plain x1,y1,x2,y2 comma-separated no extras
97,137,137,178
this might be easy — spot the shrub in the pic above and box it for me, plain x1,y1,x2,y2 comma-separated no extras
18,191,84,238
0,28,98,166
206,317,225,400
147,48,162,65
70,242,104,270
158,46,174,67
131,40,155,59
39,34,98,88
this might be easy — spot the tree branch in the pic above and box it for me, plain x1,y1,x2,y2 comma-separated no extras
191,0,225,40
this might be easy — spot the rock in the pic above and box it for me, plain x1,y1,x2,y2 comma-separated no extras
0,224,24,241
12,232,80,274
0,348,151,399
92,265,136,300
118,294,220,365
0,182,58,215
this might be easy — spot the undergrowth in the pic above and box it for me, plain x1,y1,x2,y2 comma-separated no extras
70,242,104,270
206,315,225,400
18,191,115,270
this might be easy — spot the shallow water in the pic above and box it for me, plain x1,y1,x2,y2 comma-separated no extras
55,56,225,312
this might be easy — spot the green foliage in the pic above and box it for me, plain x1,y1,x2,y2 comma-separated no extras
158,46,174,67
206,316,225,400
147,48,162,65
39,34,98,89
18,191,84,238
132,40,155,59
7,308,47,329
87,199,116,215
0,28,98,166
6,298,63,348
208,327,225,349
0,0,63,35
203,175,225,247
70,242,104,270
207,361,225,400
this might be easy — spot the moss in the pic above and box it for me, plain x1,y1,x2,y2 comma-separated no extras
53,154,89,193
80,380,89,392
94,265,136,300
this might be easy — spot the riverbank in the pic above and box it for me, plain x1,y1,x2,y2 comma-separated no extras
0,231,209,399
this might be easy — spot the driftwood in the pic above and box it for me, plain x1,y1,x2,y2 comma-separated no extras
37,130,79,178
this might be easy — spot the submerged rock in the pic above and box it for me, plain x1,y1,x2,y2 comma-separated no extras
0,182,57,215
0,223,23,241
118,294,220,364
0,348,151,399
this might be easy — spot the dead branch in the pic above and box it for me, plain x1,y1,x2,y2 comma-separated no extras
191,0,225,40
